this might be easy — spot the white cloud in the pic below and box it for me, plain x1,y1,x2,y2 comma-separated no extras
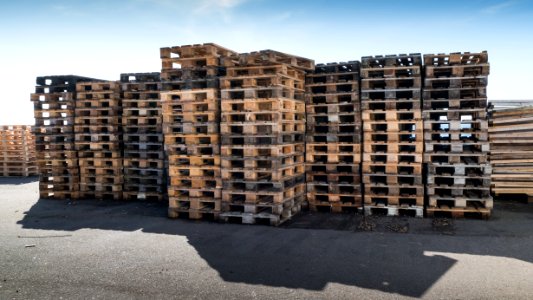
192,0,249,22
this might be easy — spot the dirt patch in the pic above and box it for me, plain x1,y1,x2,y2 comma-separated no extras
432,218,455,235
385,220,409,233
357,216,376,231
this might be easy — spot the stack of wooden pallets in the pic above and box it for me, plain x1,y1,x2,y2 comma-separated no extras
31,76,97,198
489,106,533,203
304,62,362,212
0,125,37,177
75,81,123,200
120,73,165,201
423,51,492,218
218,50,314,225
28,44,498,221
360,54,424,217
161,43,237,219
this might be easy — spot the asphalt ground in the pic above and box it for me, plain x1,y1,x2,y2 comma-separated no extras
1,177,532,299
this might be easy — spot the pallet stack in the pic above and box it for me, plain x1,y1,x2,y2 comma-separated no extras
120,73,165,201
161,43,237,219
31,76,99,198
0,125,37,177
489,106,533,203
423,51,492,218
304,62,362,212
218,50,314,225
360,54,424,217
75,81,123,200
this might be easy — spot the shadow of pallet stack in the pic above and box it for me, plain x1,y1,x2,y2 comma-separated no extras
161,43,237,219
120,73,166,201
423,51,492,218
218,50,314,225
0,125,37,177
490,106,533,203
304,62,362,213
75,81,124,200
360,54,424,217
31,76,99,198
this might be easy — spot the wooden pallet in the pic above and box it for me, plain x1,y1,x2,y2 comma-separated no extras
361,162,422,175
425,64,490,78
426,205,490,219
224,49,314,70
221,87,305,101
306,182,361,194
221,155,304,169
306,173,360,185
364,184,424,197
167,186,222,199
361,77,422,90
362,99,421,111
363,204,424,218
364,194,423,207
306,163,360,174
219,196,303,226
360,66,421,79
308,200,362,213
305,152,361,164
363,173,423,185
361,89,422,101
307,93,359,104
361,53,422,68
220,74,305,91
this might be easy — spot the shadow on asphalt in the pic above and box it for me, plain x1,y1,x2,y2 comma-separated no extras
0,176,38,185
15,195,533,297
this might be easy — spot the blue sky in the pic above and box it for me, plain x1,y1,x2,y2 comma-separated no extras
1,0,532,124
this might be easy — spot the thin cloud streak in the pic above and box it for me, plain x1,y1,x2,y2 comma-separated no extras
134,0,249,14
481,0,516,14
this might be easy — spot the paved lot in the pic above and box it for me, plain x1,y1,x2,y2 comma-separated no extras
1,177,532,299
